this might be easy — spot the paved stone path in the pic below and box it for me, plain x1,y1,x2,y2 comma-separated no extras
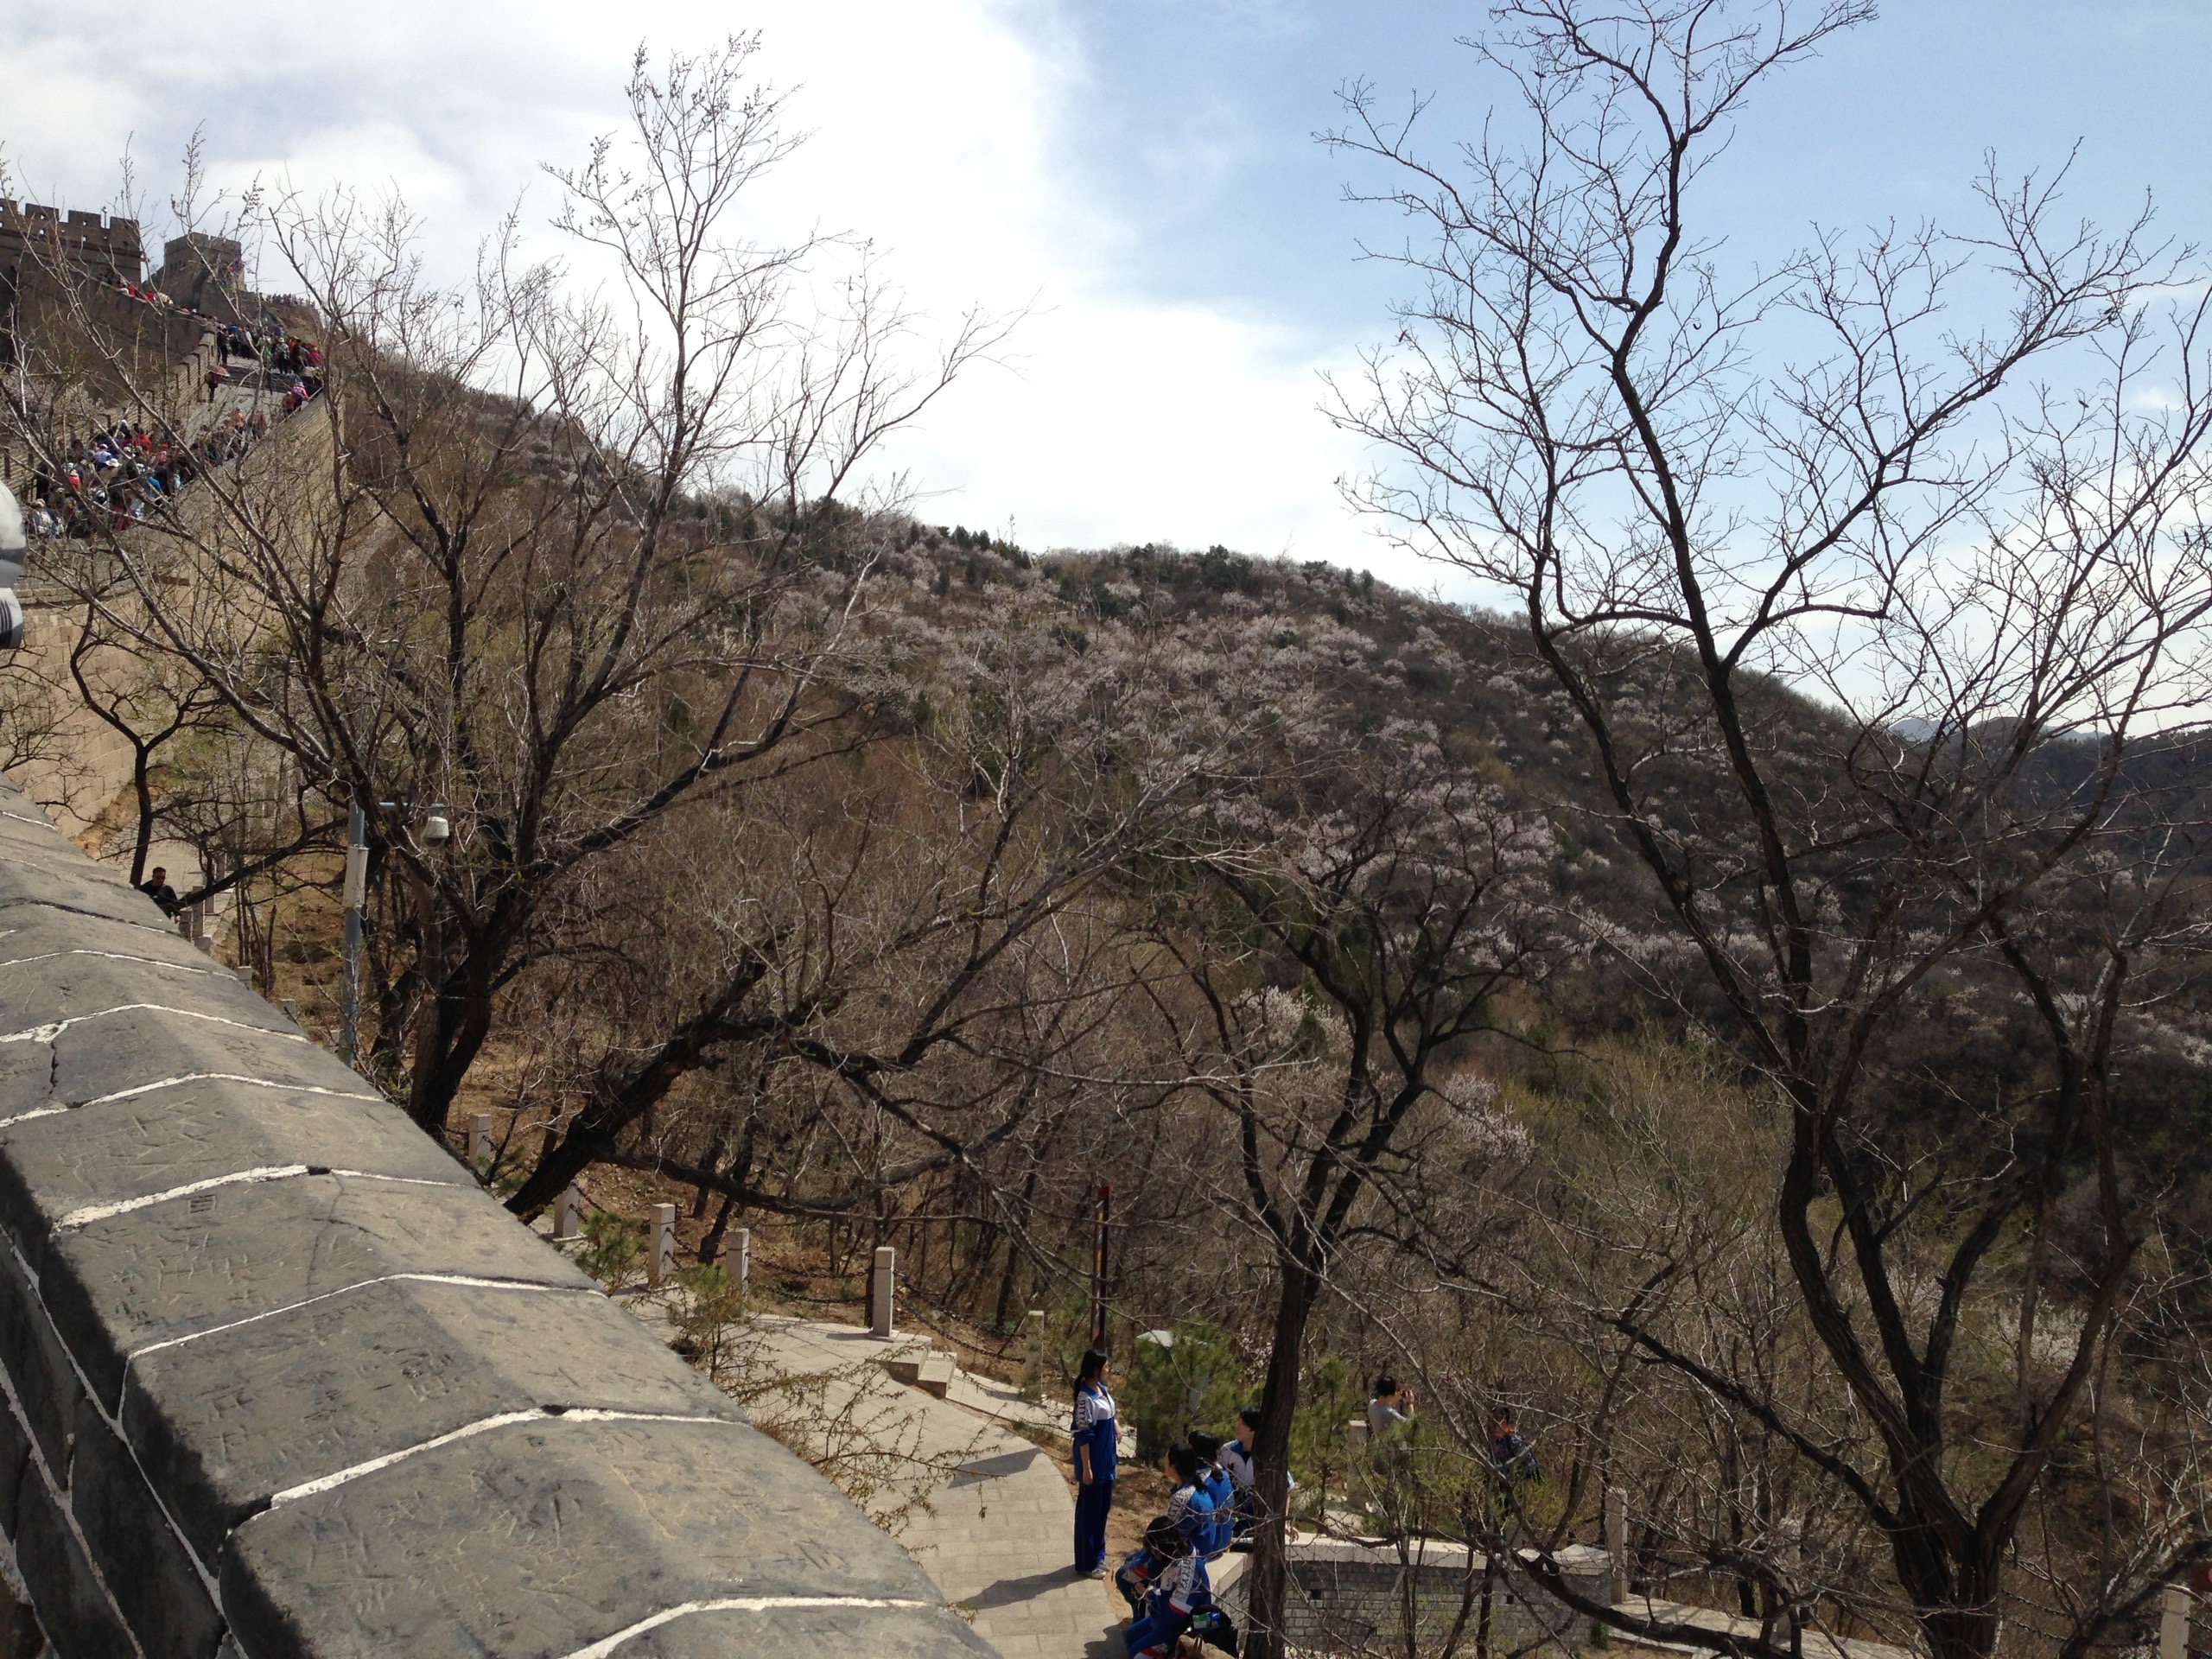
744,1317,1126,1659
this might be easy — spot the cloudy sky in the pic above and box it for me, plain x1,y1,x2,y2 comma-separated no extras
2,1,2205,587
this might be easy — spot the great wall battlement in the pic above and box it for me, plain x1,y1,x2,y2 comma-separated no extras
0,774,991,1658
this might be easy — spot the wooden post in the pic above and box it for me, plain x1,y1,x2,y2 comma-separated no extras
870,1246,896,1339
1605,1485,1628,1605
723,1228,749,1292
2161,1584,2191,1659
1020,1307,1045,1402
470,1113,493,1170
1090,1182,1111,1350
652,1204,677,1286
555,1183,582,1241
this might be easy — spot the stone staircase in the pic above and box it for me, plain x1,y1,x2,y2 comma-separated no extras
877,1344,960,1398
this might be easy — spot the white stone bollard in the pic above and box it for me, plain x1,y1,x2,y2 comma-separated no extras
2161,1585,2192,1659
471,1113,494,1169
722,1228,749,1293
556,1183,582,1241
652,1204,677,1285
870,1246,896,1339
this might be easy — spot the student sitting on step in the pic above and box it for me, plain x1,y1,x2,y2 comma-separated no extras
1163,1442,1217,1558
1122,1522,1211,1659
1185,1432,1236,1559
1115,1515,1182,1618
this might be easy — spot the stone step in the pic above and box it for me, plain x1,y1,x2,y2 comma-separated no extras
880,1350,959,1398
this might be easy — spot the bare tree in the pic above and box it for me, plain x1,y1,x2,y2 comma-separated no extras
28,40,1006,1137
1331,5,2212,1657
1149,711,1556,1659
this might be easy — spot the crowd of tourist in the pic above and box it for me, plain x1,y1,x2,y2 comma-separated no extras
17,283,325,540
201,319,321,410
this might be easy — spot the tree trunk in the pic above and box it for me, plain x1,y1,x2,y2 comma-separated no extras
699,1191,736,1265
1247,1255,1320,1659
128,741,155,887
412,950,497,1134
991,1171,1038,1331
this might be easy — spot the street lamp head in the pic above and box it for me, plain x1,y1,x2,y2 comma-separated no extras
423,813,450,844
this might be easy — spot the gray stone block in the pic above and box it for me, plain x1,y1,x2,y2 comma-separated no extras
37,1176,594,1410
0,806,66,850
47,1006,365,1112
0,857,168,933
0,1081,466,1245
125,1274,737,1564
10,1460,135,1659
223,1415,948,1659
0,947,295,1043
598,1602,999,1657
0,1054,50,1131
0,1251,80,1478
0,822,68,871
0,909,210,976
68,1398,221,1659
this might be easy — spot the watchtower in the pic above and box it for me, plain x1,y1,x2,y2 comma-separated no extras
0,202,143,285
156,231,247,319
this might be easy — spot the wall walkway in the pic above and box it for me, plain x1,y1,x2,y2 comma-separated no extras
0,775,992,1658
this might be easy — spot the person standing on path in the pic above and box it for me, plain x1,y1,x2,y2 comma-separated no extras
1071,1347,1118,1576
1365,1375,1414,1440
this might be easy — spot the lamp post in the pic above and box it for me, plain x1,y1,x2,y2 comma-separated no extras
405,809,448,1115
337,801,366,1065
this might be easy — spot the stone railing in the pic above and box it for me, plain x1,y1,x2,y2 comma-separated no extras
0,776,992,1658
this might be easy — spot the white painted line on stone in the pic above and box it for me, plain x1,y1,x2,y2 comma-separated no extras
0,810,52,829
557,1597,936,1659
83,1072,381,1108
125,1274,596,1365
264,1408,734,1507
57,1166,464,1230
0,1105,69,1131
0,896,176,936
0,948,228,980
0,1002,303,1046
58,1165,311,1226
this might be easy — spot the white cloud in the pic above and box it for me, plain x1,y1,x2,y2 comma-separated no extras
0,0,1417,575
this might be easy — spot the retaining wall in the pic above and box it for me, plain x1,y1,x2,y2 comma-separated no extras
1214,1538,1612,1656
0,775,993,1658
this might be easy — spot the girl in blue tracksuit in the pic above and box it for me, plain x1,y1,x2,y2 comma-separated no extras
1115,1515,1181,1618
1124,1537,1211,1657
1071,1348,1118,1574
1186,1432,1236,1559
1163,1442,1217,1557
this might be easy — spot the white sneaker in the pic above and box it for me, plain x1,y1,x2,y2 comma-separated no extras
1087,1564,1111,1579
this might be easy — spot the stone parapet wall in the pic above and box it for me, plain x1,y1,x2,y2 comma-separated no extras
0,206,143,285
1214,1538,1612,1657
0,775,992,1658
